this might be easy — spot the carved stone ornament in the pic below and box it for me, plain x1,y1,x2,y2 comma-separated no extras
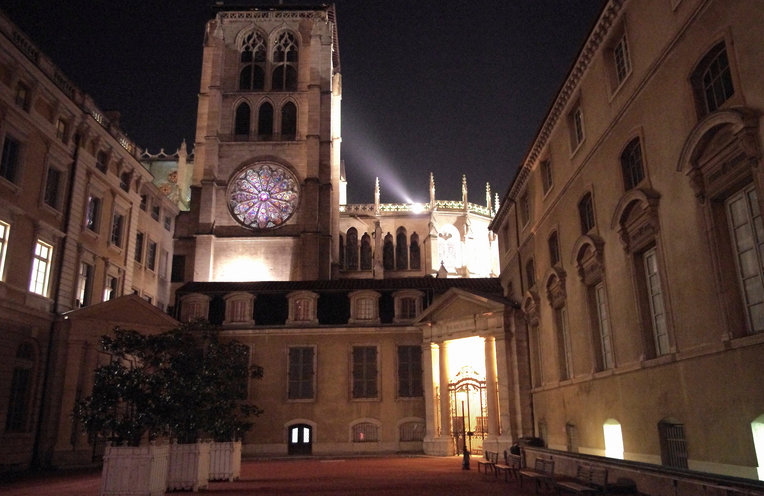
545,268,567,310
574,235,605,286
523,291,541,328
613,189,661,253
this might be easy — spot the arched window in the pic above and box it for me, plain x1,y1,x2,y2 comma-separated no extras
603,419,624,459
5,343,35,433
396,228,408,270
272,31,298,91
346,228,358,270
409,233,420,270
525,259,536,289
239,31,266,91
383,234,394,270
548,231,560,266
360,233,372,270
691,42,734,116
234,103,251,138
339,234,345,269
258,102,273,140
578,193,595,235
281,102,297,140
621,138,645,191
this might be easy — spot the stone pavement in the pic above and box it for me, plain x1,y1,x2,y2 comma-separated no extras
1,455,551,495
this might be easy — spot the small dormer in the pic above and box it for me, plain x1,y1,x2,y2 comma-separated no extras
286,290,319,325
393,289,424,323
179,293,211,322
224,291,256,326
348,290,381,325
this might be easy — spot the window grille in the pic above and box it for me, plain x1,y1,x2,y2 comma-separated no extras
659,421,689,469
399,422,425,442
353,423,379,442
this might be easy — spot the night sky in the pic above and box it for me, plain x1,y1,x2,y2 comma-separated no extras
0,1,603,204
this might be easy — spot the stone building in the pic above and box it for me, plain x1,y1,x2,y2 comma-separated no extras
490,0,764,479
0,12,178,470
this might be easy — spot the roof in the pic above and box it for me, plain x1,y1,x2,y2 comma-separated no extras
177,277,503,296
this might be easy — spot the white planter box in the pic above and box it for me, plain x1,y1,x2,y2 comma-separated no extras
209,441,241,482
167,441,211,492
101,443,169,496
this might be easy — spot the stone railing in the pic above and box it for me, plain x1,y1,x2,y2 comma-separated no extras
341,201,494,217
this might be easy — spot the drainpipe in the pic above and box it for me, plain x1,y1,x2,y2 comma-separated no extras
32,131,81,469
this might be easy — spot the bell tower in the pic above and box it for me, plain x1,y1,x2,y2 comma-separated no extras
185,4,341,282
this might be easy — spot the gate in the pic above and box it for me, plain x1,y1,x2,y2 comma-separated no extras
448,366,487,455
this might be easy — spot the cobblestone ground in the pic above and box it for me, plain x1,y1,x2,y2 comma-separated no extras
1,456,549,496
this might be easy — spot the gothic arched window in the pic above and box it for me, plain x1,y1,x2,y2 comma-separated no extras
272,31,298,91
227,163,300,230
281,102,297,140
346,228,358,270
239,31,266,91
258,102,273,140
620,138,645,191
383,233,394,270
410,233,420,270
339,234,345,269
396,228,408,270
360,233,372,270
234,102,251,137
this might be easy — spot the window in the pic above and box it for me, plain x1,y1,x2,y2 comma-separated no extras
96,151,109,174
234,103,251,137
44,167,62,209
520,192,531,227
658,420,689,469
352,422,379,442
399,421,425,442
397,345,422,398
352,346,378,399
119,172,130,192
1,135,21,183
143,294,153,304
164,215,172,231
692,42,734,116
104,274,118,301
76,261,93,307
345,228,358,270
281,102,297,140
727,185,764,334
400,298,417,319
578,193,595,234
383,234,394,270
613,33,631,84
85,194,101,232
239,31,266,91
147,240,157,271
592,282,614,370
171,255,185,282
295,299,311,321
272,31,298,91
139,194,147,211
258,102,273,140
540,159,553,194
0,221,8,280
134,231,144,263
56,118,68,142
548,231,560,266
555,306,573,380
151,203,160,221
357,298,374,319
15,82,30,110
159,249,168,279
111,213,124,247
396,228,408,270
644,247,670,355
5,344,35,433
525,259,536,288
603,419,624,459
30,240,53,296
409,233,421,270
569,104,585,149
360,233,372,270
621,138,645,191
288,346,315,400
566,423,580,453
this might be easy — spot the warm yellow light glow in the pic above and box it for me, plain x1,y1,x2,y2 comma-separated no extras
411,203,424,214
752,415,764,480
603,419,624,459
446,337,486,381
218,257,272,282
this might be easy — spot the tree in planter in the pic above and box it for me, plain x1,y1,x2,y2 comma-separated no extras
74,321,263,446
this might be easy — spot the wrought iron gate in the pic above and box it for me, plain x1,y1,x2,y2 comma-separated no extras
448,366,487,455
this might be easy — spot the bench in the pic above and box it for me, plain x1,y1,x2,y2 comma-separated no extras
494,450,523,481
477,450,498,474
519,456,555,494
556,465,608,495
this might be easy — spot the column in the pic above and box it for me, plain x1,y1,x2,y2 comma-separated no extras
484,336,500,437
439,341,451,438
494,334,514,441
422,342,436,441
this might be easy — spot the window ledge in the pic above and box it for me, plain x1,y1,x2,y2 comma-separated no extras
396,396,424,401
40,203,63,220
286,398,316,404
0,176,21,196
351,397,380,402
107,243,124,255
608,71,632,103
81,228,99,241
570,140,585,159
640,353,675,368
729,331,764,349
348,318,381,325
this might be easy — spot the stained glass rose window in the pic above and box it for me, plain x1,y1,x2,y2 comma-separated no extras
228,163,300,229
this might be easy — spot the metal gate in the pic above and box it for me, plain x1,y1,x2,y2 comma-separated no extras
448,366,487,456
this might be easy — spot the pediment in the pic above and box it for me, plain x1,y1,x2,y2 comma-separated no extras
63,294,179,327
415,288,507,325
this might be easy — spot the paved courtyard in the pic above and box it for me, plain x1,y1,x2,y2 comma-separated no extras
1,456,549,496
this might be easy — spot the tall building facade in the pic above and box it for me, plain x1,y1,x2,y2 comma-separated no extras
491,0,764,479
175,4,342,284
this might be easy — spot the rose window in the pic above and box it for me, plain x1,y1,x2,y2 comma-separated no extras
228,163,300,229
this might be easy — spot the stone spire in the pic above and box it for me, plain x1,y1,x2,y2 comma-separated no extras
374,177,380,216
429,172,436,210
486,182,492,212
495,193,500,215
462,175,468,213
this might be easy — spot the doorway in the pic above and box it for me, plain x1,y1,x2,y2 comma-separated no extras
288,424,312,455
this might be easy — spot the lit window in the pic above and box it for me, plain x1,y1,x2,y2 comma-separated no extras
603,419,624,459
613,34,631,84
44,167,62,209
0,135,21,183
272,31,298,91
147,240,157,271
288,347,314,400
751,415,764,480
76,262,93,307
0,221,9,280
85,195,101,232
104,275,118,301
111,213,124,247
227,163,300,229
30,240,53,296
352,346,378,399
352,422,379,443
397,345,422,398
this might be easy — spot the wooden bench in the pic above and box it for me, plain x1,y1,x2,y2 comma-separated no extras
519,456,555,494
494,450,523,481
477,450,498,474
556,465,608,495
